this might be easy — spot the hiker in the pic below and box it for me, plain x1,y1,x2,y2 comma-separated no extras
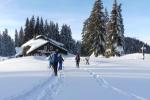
85,57,90,65
48,53,53,68
58,54,64,70
141,45,146,60
75,53,80,68
49,50,59,76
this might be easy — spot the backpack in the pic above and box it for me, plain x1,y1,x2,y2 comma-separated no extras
58,55,64,62
50,53,59,64
48,54,53,64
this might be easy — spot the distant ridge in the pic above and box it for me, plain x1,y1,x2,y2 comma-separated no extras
124,37,150,54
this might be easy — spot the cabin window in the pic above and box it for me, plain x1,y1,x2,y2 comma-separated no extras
50,46,53,51
44,46,47,51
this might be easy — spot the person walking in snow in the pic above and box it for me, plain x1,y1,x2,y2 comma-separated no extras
75,53,80,68
48,53,53,68
141,44,146,60
49,50,59,76
58,54,64,70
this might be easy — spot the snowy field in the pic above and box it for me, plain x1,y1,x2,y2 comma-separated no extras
0,53,150,100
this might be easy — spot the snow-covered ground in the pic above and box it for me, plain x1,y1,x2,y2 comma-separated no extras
0,53,150,100
0,56,9,62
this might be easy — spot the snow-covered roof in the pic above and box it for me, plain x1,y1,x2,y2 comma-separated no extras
33,35,64,47
49,39,64,47
48,39,67,51
36,35,45,39
16,35,67,56
22,38,49,54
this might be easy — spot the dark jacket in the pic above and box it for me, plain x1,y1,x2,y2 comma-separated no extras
58,55,64,63
75,55,80,62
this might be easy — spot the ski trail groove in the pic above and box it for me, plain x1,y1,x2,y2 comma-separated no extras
83,68,148,100
5,71,65,100
37,71,65,100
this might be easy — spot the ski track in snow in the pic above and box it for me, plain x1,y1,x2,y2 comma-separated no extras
83,68,148,100
5,71,65,100
1,55,150,100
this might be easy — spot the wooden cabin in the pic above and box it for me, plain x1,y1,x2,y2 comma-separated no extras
16,35,68,57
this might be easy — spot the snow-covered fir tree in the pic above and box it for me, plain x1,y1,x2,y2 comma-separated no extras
24,18,30,43
104,8,110,57
104,8,109,38
104,8,109,25
18,27,24,47
15,29,19,47
105,0,124,57
47,21,55,39
117,3,125,50
60,25,71,48
29,16,35,38
44,20,49,35
60,24,73,53
81,19,90,56
70,39,77,54
6,36,16,56
39,17,44,36
35,16,40,36
76,41,81,54
0,29,15,57
52,22,60,41
82,0,106,57
1,29,8,56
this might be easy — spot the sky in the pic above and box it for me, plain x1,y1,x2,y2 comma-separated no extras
0,0,150,44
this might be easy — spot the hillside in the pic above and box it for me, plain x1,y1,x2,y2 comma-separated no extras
124,37,150,54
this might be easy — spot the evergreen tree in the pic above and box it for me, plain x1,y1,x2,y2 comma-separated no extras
1,29,15,56
81,19,90,56
24,17,31,43
105,0,124,57
18,27,24,46
47,21,55,39
29,16,35,38
104,8,109,38
7,36,16,56
104,8,109,25
118,4,125,46
76,41,81,54
1,29,8,56
54,23,60,41
60,24,73,52
105,10,111,57
47,21,60,41
70,39,77,54
15,29,19,47
35,16,40,36
44,20,49,36
80,43,89,56
40,17,44,35
82,0,106,57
